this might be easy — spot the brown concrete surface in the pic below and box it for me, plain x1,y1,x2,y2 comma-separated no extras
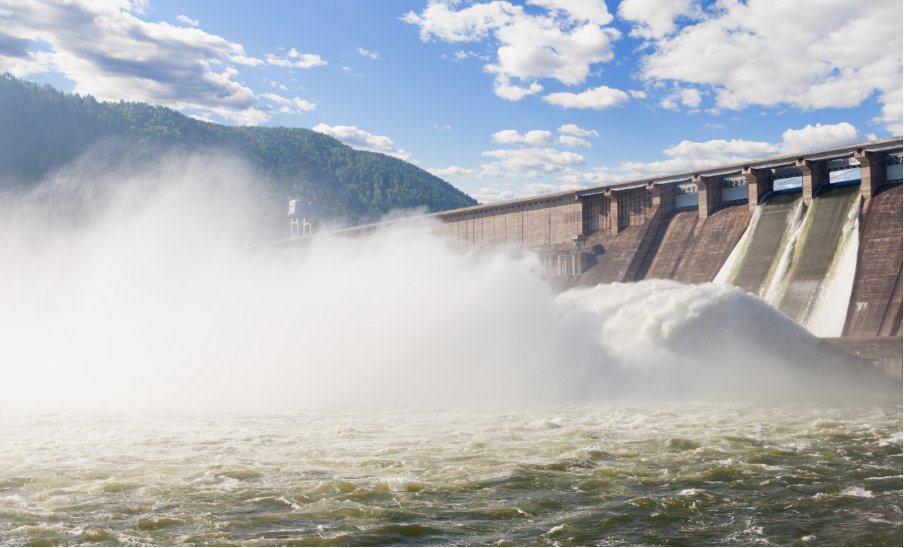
636,210,698,281
844,184,903,337
822,337,903,380
577,225,649,286
778,186,859,324
672,204,752,285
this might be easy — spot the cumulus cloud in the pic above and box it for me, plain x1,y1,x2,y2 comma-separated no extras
659,98,679,111
557,135,590,148
543,85,629,110
558,124,598,137
207,107,271,126
628,90,647,99
453,50,489,62
617,0,698,39
176,15,198,26
873,87,903,136
481,147,585,178
427,166,478,178
0,0,267,123
266,48,327,68
606,122,877,179
312,123,413,162
493,75,543,101
779,123,876,154
259,92,316,113
402,0,620,100
472,187,514,203
491,129,554,146
356,47,380,59
557,167,617,185
516,181,581,197
659,86,704,111
0,0,326,126
632,0,903,133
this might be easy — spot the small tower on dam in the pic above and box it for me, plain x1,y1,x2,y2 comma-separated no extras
288,200,327,237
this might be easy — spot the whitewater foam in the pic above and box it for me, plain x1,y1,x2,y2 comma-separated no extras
0,152,879,413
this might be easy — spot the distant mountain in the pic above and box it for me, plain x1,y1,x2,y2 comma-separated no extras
0,74,477,226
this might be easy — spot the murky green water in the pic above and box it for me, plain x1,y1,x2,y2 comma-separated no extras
1,399,901,546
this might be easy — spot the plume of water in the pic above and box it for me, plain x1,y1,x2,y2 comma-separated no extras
0,152,881,413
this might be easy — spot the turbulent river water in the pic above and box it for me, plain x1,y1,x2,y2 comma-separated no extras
1,401,901,546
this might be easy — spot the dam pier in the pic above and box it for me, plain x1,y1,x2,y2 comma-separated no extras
266,138,903,379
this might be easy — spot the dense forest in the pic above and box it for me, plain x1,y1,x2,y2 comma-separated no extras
0,74,476,227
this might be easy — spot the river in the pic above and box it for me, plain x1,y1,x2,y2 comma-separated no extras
1,399,900,546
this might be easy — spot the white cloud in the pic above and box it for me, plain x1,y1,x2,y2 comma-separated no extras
779,123,876,154
403,0,620,100
516,181,581,197
208,107,271,126
556,167,616,185
433,122,452,130
557,135,590,148
659,86,704,111
617,0,698,39
678,88,702,108
492,75,543,101
873,87,903,136
0,0,267,123
266,48,327,68
659,98,679,111
491,129,554,146
176,14,198,26
312,124,413,162
259,92,316,113
427,166,478,178
543,85,629,110
453,50,490,62
705,123,725,129
227,54,265,67
558,124,598,137
481,147,585,177
600,122,877,180
473,187,514,203
633,0,903,133
357,47,380,59
628,90,647,99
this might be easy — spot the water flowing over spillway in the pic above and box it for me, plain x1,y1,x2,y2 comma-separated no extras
721,187,862,337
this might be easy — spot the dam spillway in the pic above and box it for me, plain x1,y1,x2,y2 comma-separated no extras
726,194,802,296
266,138,904,378
778,186,860,328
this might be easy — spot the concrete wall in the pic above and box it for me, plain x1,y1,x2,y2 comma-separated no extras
434,195,582,253
844,184,903,337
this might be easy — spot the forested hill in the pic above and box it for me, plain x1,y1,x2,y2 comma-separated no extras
0,74,477,225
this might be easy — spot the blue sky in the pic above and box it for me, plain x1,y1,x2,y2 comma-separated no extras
1,0,901,203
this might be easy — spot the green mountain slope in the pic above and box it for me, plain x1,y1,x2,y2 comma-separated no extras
0,74,477,225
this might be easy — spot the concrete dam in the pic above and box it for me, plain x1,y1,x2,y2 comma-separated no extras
269,138,903,379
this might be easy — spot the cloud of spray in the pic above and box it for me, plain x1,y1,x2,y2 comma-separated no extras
0,151,885,413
